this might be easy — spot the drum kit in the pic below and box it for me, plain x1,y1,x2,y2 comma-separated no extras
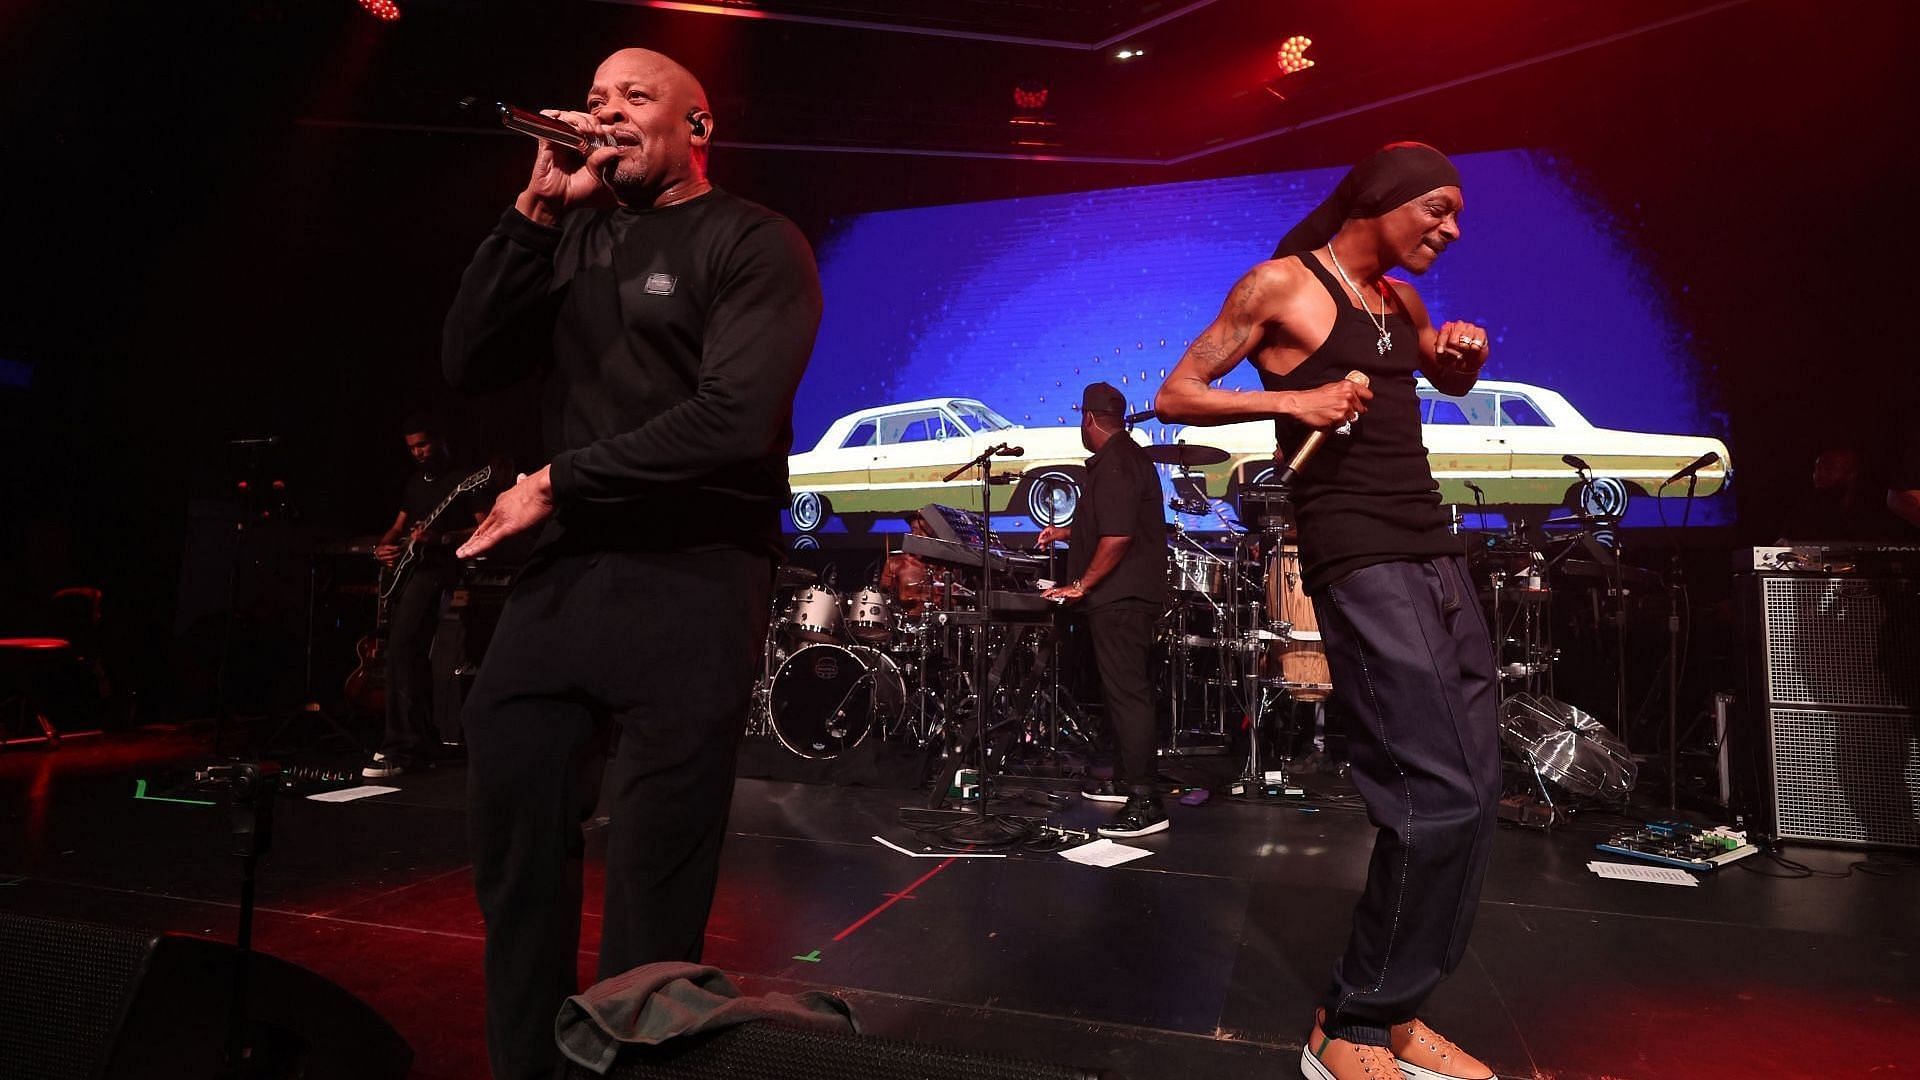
750,518,1079,766
752,442,1644,815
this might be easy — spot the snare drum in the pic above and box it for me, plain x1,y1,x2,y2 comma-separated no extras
1263,543,1332,701
781,586,842,644
1169,549,1227,598
769,643,905,759
844,587,895,644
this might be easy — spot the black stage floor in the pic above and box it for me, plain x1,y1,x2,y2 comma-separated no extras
2,727,1916,1079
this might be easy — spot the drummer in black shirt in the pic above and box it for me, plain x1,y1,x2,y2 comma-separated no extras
1038,382,1170,837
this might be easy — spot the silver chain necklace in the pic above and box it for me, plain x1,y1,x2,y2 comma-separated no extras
1326,244,1392,355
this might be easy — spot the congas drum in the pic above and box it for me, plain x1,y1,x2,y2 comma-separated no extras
1263,543,1332,701
781,586,842,644
769,643,905,759
844,587,895,644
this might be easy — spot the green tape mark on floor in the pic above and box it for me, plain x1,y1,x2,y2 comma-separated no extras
792,950,822,963
132,779,216,806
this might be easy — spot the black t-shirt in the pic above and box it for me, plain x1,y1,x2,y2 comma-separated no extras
443,188,823,554
400,464,487,564
1067,434,1168,611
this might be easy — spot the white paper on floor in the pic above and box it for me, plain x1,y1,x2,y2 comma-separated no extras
306,785,400,803
1587,860,1699,887
1060,839,1154,868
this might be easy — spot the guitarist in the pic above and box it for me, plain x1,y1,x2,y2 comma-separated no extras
365,415,490,779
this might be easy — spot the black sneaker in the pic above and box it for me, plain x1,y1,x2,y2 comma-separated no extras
1097,795,1169,838
1080,777,1130,803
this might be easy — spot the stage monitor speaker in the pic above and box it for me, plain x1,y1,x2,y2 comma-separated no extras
0,912,412,1080
1740,565,1920,848
559,1020,1115,1080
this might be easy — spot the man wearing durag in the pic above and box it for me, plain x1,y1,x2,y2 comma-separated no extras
1154,142,1502,1080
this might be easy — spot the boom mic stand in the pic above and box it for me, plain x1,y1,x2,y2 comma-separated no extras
928,443,1031,846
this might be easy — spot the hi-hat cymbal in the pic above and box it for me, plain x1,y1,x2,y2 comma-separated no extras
1143,443,1230,467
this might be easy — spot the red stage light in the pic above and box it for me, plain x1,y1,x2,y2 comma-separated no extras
1012,84,1049,111
1277,35,1315,75
357,0,401,22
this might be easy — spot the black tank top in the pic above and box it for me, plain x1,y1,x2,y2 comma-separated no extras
1258,253,1457,594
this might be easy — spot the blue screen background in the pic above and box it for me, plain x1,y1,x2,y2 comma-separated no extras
792,149,1729,534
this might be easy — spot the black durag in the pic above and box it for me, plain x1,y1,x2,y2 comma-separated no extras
1273,142,1461,259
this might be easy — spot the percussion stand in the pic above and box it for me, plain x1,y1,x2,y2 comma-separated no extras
1225,485,1298,796
1164,524,1234,757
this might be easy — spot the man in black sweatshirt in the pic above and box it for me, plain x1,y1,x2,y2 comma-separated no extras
442,48,821,1080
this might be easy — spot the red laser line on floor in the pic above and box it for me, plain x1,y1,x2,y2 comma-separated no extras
832,855,960,942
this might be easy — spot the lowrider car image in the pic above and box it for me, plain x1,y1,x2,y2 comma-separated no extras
1191,378,1730,512
786,398,1133,531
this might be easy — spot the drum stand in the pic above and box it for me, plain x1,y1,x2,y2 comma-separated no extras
1163,525,1236,757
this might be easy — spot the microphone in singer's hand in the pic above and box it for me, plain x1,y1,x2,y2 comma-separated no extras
1272,370,1371,488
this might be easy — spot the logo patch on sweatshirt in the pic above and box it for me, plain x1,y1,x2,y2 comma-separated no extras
644,273,678,296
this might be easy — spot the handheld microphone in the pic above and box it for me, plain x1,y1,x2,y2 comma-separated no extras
1270,370,1370,488
468,99,607,155
1663,450,1721,487
1561,453,1591,475
1123,408,1158,425
996,445,1024,456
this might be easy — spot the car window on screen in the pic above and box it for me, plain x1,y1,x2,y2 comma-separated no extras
1499,396,1551,427
842,420,878,448
894,413,939,443
1426,399,1469,425
953,403,997,432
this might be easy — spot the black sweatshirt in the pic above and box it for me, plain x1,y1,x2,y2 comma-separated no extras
443,190,822,553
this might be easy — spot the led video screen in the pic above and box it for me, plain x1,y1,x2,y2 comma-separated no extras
786,150,1730,547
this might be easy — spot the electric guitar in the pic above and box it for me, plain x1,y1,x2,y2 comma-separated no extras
378,465,494,602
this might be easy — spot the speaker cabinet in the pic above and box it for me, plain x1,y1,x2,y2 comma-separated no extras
1741,568,1920,848
0,913,412,1080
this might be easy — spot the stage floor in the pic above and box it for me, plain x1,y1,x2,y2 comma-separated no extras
2,727,1915,1079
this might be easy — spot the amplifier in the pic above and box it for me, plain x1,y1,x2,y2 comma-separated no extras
1738,565,1920,848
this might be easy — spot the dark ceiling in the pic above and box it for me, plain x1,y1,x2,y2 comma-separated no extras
285,0,1750,163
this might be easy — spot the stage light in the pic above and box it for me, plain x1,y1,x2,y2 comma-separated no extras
1114,47,1144,60
357,0,401,21
1277,35,1315,75
1013,83,1049,111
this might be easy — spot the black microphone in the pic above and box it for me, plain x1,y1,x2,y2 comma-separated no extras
1123,408,1158,425
1561,453,1591,475
1663,451,1721,487
996,445,1024,456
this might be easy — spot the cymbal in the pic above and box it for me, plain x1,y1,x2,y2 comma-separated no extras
774,565,819,589
1143,443,1230,467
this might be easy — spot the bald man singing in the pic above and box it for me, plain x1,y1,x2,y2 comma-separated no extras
444,48,822,1079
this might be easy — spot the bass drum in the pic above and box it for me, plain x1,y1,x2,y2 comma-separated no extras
769,643,905,759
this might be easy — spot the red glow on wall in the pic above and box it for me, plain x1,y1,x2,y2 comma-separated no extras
1013,85,1049,111
357,0,401,22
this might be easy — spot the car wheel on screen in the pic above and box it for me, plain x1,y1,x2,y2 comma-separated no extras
1572,477,1631,522
1021,467,1085,527
790,491,829,533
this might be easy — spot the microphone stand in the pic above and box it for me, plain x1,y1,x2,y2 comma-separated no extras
930,443,1028,846
1656,469,1702,810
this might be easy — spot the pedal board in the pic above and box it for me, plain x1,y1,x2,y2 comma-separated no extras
1595,820,1759,872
